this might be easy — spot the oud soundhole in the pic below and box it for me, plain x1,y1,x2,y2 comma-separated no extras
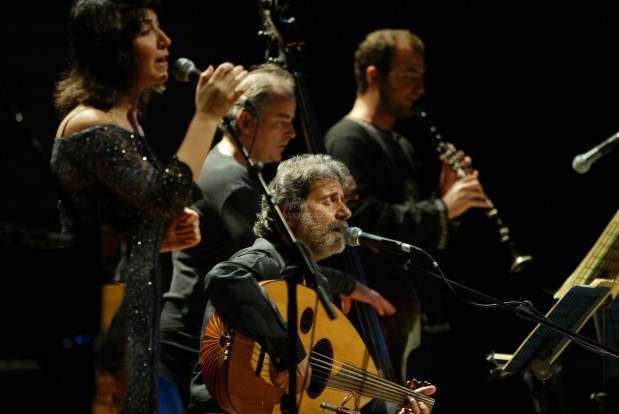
307,338,332,398
299,307,314,334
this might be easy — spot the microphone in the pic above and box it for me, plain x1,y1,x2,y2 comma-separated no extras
172,57,201,83
572,132,619,174
172,57,254,108
343,227,423,254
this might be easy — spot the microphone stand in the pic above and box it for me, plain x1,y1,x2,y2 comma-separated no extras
390,250,619,359
387,249,619,412
222,117,337,414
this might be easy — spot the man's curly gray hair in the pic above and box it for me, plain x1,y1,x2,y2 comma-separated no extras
253,153,354,238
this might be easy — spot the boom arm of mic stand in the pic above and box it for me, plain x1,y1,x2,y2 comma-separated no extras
400,255,619,360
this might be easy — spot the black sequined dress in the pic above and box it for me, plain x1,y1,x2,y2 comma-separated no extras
51,124,196,414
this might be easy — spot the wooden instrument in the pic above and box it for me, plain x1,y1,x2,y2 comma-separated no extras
199,279,435,414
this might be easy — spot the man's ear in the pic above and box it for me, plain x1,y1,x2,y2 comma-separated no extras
237,110,254,134
367,65,380,85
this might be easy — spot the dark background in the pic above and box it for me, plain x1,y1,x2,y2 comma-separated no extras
1,1,617,413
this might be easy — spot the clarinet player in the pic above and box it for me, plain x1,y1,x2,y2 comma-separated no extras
323,28,491,412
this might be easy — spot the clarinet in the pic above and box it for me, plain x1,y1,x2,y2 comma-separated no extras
415,109,533,274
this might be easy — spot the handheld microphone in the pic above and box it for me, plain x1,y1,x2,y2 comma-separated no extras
172,57,254,108
172,57,202,83
572,132,619,174
343,227,423,254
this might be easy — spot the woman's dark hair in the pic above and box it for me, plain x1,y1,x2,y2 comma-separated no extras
54,0,164,117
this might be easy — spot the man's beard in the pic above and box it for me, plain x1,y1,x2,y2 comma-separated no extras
380,83,415,120
296,207,346,261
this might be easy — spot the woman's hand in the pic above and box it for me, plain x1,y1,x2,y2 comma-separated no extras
160,207,200,253
195,62,250,120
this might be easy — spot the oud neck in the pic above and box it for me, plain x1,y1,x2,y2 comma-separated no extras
322,364,435,412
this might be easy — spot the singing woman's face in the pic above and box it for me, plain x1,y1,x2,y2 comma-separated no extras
133,8,171,90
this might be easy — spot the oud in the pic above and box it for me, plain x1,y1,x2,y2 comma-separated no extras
200,280,435,414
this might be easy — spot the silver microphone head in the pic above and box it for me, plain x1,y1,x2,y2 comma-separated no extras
172,58,199,83
343,227,362,246
572,154,591,174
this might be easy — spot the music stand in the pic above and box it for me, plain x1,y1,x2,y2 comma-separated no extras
494,281,617,379
490,209,619,412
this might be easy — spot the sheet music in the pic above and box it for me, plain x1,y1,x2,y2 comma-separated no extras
554,209,619,299
499,282,614,375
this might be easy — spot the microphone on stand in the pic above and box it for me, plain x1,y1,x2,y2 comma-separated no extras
343,227,423,254
172,57,254,108
572,132,619,174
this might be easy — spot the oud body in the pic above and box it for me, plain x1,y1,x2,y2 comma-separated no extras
199,280,435,414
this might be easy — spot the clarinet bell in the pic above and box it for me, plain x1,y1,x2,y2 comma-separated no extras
504,239,533,274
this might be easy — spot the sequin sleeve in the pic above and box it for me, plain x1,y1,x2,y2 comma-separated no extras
53,125,195,218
